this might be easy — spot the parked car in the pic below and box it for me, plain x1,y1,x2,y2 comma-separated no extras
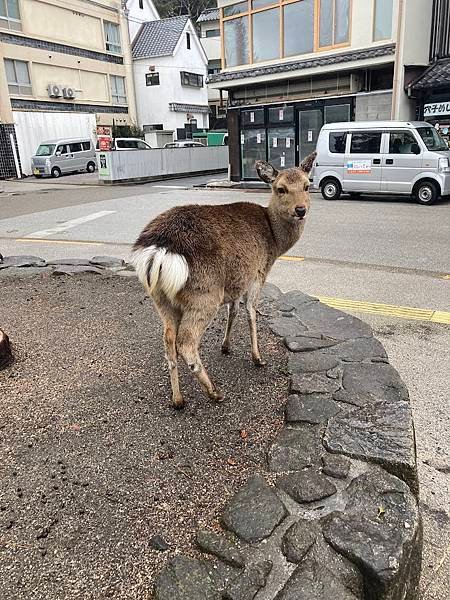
31,138,96,178
312,121,450,205
112,138,152,150
164,141,205,148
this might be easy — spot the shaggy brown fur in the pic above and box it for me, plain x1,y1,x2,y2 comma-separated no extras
132,153,316,408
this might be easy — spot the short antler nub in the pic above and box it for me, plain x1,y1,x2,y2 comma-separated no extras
300,151,317,174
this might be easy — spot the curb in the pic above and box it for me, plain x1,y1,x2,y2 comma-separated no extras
0,257,423,600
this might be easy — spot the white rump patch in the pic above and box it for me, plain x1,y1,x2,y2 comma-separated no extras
130,246,189,301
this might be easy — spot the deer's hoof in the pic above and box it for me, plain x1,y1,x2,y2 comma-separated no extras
253,358,267,368
221,345,231,355
210,389,224,403
173,397,185,410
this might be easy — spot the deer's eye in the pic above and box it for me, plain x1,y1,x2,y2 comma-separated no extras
277,186,287,195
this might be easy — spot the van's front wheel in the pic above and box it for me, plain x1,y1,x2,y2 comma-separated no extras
321,178,342,201
413,181,439,205
51,167,61,178
86,161,96,173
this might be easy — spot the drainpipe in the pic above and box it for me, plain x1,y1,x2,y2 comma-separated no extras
391,0,406,119
120,0,138,125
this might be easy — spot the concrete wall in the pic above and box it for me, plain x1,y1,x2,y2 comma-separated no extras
133,20,209,132
355,91,393,121
97,146,228,183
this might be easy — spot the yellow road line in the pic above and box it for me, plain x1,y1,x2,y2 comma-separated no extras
318,296,450,324
279,255,305,262
15,238,105,246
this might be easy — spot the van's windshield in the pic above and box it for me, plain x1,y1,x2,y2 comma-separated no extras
36,144,56,156
417,127,448,151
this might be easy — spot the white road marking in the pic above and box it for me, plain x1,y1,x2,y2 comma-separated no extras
25,211,116,239
152,185,186,189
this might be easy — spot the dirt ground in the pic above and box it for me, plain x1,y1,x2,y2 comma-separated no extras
0,274,288,600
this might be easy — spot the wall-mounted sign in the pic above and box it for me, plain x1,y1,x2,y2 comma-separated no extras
424,101,450,117
98,153,110,177
347,160,371,174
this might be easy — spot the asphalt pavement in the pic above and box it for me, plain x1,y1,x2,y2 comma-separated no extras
0,174,449,598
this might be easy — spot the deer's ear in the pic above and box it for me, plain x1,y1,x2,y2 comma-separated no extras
256,160,278,184
300,151,317,174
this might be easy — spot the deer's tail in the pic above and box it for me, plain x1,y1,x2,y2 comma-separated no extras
131,246,189,302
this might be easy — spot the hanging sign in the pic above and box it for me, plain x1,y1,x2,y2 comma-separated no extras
424,101,450,117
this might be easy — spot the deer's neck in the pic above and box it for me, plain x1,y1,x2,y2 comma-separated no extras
266,205,305,258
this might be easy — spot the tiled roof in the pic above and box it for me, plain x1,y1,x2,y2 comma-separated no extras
208,43,396,84
197,8,220,23
132,15,189,59
409,58,450,90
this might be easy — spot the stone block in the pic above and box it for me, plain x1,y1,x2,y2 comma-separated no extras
196,530,245,568
277,469,337,503
285,395,341,425
268,426,323,472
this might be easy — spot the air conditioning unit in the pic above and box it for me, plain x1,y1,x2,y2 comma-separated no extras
47,83,62,98
62,87,76,100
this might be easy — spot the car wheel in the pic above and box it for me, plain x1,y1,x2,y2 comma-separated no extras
414,181,438,205
321,178,342,201
51,167,61,178
86,161,96,173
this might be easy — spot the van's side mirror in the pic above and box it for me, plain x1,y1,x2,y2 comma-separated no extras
411,143,420,155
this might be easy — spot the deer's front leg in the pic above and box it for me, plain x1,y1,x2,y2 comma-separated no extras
246,282,266,367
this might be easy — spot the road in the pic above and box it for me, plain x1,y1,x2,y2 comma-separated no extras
1,173,449,598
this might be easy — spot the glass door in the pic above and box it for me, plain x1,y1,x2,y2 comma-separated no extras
268,127,296,170
298,109,323,161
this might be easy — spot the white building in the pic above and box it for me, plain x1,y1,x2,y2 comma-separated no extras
132,14,209,142
197,7,227,126
126,0,159,43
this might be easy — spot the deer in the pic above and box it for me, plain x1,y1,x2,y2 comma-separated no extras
131,152,316,409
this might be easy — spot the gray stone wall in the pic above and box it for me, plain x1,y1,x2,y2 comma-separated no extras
355,92,393,122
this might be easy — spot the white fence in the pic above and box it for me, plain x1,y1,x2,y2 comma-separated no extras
14,111,96,176
97,146,228,183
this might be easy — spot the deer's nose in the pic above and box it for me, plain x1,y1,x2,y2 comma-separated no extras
295,206,307,219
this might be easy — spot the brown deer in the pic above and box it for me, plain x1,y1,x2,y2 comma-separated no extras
131,152,316,408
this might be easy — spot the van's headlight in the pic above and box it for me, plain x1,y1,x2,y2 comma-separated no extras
438,157,450,172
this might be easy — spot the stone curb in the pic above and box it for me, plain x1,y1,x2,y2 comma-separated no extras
0,257,423,600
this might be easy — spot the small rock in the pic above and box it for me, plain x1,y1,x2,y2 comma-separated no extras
0,255,46,269
322,454,351,480
196,530,245,568
89,256,125,269
0,329,13,369
277,470,337,503
223,561,272,600
222,475,286,543
150,534,170,551
281,520,318,563
285,395,340,425
291,373,341,395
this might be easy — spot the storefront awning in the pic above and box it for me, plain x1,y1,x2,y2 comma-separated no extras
409,57,450,91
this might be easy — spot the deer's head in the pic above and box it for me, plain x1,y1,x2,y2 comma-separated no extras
256,152,316,223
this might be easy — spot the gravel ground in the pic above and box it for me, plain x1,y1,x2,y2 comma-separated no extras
0,274,288,600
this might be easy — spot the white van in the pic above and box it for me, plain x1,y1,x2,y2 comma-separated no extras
31,138,96,178
313,121,450,205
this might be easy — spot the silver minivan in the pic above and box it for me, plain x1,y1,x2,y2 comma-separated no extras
313,121,450,205
32,138,96,178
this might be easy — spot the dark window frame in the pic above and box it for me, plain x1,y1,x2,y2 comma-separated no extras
186,31,191,49
180,71,203,88
146,72,160,86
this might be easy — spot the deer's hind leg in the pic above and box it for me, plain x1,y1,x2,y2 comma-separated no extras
177,300,223,402
221,299,240,355
153,294,184,409
245,280,266,367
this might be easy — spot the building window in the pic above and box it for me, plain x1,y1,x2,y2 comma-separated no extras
4,58,32,95
253,7,280,62
205,28,220,38
146,72,160,86
180,71,203,88
104,21,122,54
319,0,350,48
0,0,21,31
110,75,127,104
373,0,393,41
222,0,351,68
284,0,315,57
186,31,191,49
